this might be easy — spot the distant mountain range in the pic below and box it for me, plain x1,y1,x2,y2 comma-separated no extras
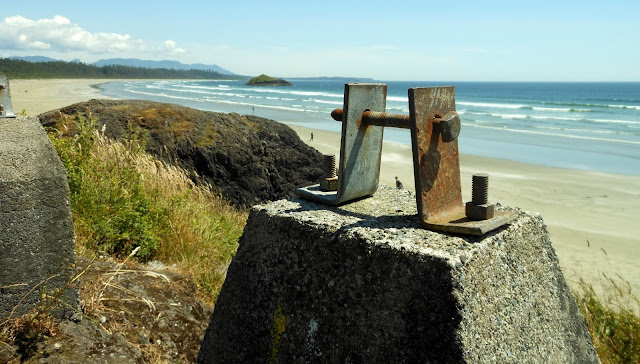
9,56,235,75
9,56,61,63
92,58,235,75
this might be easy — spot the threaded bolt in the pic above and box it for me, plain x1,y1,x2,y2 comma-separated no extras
319,154,338,191
323,154,336,178
471,173,489,205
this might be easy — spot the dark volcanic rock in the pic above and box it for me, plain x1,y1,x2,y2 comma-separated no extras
38,99,324,207
246,74,293,86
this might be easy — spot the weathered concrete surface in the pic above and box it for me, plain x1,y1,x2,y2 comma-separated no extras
199,186,598,363
0,116,78,320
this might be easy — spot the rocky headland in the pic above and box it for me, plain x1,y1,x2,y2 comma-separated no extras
38,99,323,207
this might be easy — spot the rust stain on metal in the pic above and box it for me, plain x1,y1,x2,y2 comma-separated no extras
410,87,462,222
409,87,515,235
331,108,343,122
301,83,516,235
332,108,410,129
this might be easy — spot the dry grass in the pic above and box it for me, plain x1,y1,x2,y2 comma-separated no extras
80,247,162,328
0,264,88,361
0,311,58,360
50,113,248,305
574,242,640,364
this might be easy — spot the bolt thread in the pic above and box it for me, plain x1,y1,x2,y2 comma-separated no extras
472,173,489,204
323,154,336,178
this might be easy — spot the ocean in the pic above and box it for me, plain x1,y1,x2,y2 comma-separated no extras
99,80,640,175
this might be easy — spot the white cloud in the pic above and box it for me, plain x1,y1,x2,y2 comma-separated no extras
161,40,186,55
0,15,187,58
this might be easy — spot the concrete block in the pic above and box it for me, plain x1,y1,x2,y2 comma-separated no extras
198,186,598,363
1,116,79,320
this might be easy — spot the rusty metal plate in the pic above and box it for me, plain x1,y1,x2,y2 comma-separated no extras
409,87,515,236
410,87,462,220
423,210,516,236
297,83,387,205
0,74,15,118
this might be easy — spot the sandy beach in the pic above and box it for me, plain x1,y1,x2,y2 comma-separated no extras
10,79,640,299
10,79,117,115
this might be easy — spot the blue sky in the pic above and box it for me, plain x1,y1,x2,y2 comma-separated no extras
1,0,639,81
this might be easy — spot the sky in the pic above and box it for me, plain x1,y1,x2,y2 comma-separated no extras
1,0,639,81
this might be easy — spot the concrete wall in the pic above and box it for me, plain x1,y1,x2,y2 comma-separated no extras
0,116,78,320
198,186,598,363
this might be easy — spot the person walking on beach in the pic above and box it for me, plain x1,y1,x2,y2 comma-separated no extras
310,132,314,141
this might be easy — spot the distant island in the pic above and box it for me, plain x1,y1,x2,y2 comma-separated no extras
246,74,293,86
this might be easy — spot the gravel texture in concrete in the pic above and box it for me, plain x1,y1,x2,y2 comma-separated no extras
199,185,598,363
0,116,78,321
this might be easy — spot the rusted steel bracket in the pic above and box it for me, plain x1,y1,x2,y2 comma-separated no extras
297,83,387,205
409,87,515,235
297,83,515,235
0,74,16,118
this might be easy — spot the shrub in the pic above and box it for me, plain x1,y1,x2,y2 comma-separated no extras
51,113,162,260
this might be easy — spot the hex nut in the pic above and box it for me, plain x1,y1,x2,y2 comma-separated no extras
465,202,495,220
320,176,338,191
438,111,461,142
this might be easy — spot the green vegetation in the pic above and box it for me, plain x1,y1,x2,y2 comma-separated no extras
247,74,293,86
576,276,640,363
48,113,247,304
0,58,245,80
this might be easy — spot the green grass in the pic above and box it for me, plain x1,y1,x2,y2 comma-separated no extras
48,112,247,304
576,276,640,363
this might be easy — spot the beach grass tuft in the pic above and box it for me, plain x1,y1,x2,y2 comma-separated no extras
48,112,247,304
576,273,640,364
573,241,640,363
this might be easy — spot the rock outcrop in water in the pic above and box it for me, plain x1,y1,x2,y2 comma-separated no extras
246,74,293,86
38,99,323,207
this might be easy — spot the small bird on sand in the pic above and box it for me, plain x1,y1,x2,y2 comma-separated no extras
395,176,403,189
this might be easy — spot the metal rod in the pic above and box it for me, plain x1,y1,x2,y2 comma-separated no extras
331,108,411,129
